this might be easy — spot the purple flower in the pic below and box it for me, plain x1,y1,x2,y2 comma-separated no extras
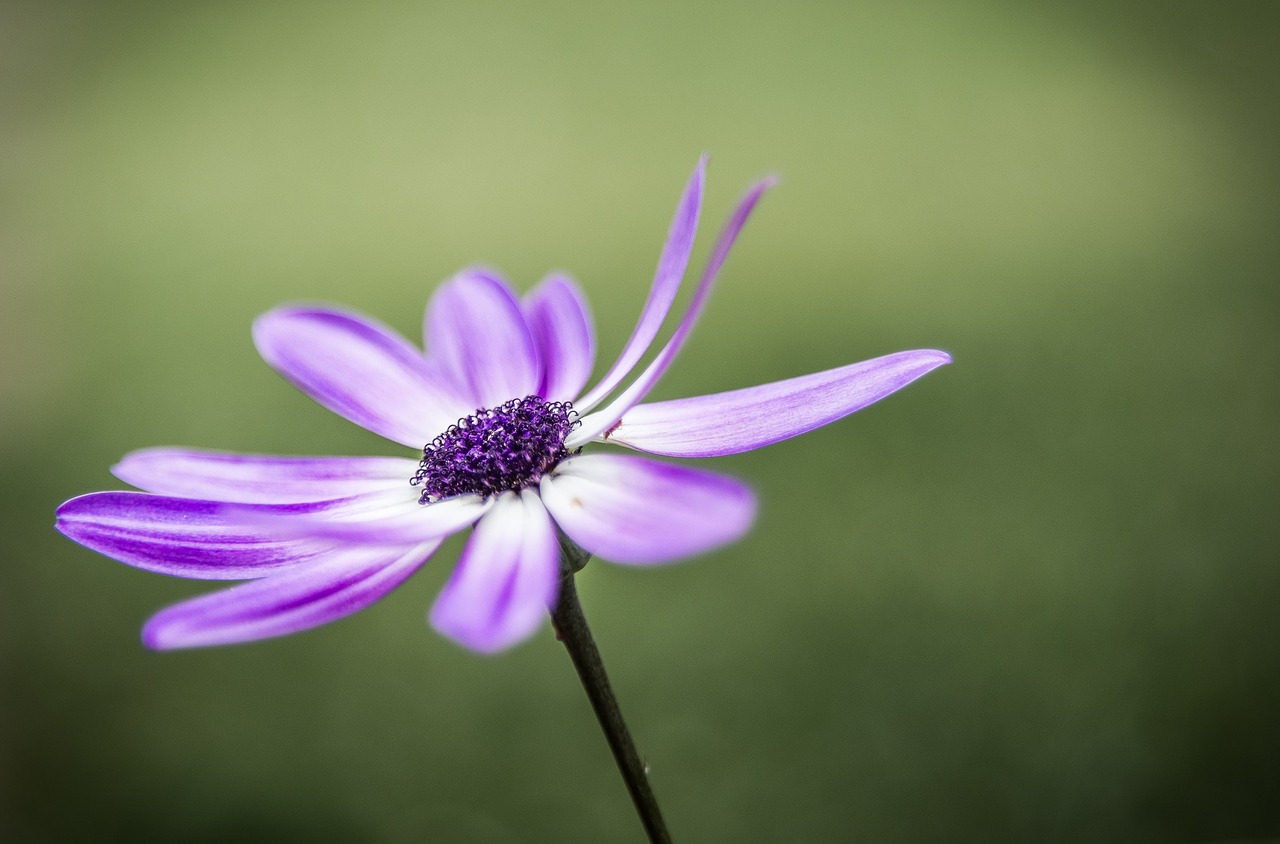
55,159,951,654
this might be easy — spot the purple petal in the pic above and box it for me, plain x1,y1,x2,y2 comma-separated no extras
114,448,419,503
607,349,952,457
242,491,491,545
574,156,706,412
568,177,775,446
429,490,559,653
522,274,596,403
141,540,440,649
539,454,756,565
425,269,541,409
254,307,465,448
56,492,339,580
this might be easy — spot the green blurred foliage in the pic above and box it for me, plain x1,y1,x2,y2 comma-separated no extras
2,1,1277,841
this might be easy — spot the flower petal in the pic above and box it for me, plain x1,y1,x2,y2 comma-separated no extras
607,349,953,457
539,454,756,565
55,492,338,580
429,490,559,653
245,491,491,545
141,540,440,649
568,177,775,446
254,307,463,448
426,269,541,409
522,274,595,402
573,156,706,413
113,448,419,503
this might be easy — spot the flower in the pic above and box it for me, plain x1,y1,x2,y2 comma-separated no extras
55,158,951,653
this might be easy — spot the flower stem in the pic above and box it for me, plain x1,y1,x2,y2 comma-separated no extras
551,540,672,844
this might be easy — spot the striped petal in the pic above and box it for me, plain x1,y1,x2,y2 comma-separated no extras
568,176,775,446
539,454,756,565
426,269,541,409
142,540,440,649
607,349,953,457
574,157,706,412
429,490,559,653
245,491,490,545
113,448,418,503
56,492,339,580
254,307,463,448
523,274,595,402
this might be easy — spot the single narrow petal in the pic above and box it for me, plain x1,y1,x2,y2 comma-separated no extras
540,454,756,565
522,274,596,402
607,349,953,457
429,490,559,653
56,492,339,579
244,491,491,545
114,448,419,503
567,177,775,447
254,307,464,448
141,540,441,649
426,269,541,409
573,156,706,413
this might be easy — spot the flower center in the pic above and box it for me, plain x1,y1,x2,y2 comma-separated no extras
411,395,578,503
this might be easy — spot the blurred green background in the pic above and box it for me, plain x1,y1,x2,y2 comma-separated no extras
3,1,1278,841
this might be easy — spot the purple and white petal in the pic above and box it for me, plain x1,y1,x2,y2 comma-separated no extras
426,269,541,410
114,448,419,503
254,307,462,448
429,490,559,653
247,491,491,545
574,157,706,413
55,492,338,580
607,349,952,457
568,177,775,446
142,540,441,649
522,274,596,403
539,454,756,565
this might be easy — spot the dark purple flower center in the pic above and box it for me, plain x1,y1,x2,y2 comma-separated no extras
411,395,578,503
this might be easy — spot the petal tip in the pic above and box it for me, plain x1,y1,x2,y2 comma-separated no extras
757,174,782,191
428,608,538,655
141,612,186,651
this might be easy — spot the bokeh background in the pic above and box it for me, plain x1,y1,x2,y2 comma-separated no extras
3,1,1278,841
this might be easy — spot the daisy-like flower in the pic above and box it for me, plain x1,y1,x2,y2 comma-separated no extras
55,158,950,654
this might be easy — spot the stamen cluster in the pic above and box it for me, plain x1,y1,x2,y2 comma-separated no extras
411,395,578,503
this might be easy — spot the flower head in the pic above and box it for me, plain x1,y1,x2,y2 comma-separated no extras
55,158,951,653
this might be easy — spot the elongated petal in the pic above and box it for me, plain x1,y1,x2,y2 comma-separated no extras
426,269,541,409
429,490,558,653
254,307,462,448
522,274,595,402
56,492,337,579
574,157,706,413
244,491,490,545
568,177,775,446
114,448,419,503
607,349,952,457
539,454,755,564
142,540,440,649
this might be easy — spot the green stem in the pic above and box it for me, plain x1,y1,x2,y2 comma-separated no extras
550,540,672,844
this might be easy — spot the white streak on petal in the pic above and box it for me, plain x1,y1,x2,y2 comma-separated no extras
426,269,541,409
429,490,559,653
113,448,418,503
540,454,755,565
568,177,775,446
254,307,462,448
244,491,491,545
608,349,953,457
141,540,440,649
